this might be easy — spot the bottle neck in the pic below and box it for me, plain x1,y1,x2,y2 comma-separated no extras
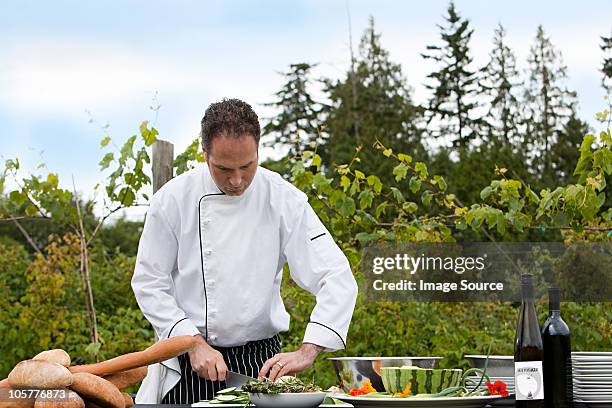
549,309,561,317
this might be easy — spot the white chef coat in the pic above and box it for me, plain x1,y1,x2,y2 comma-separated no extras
132,164,358,403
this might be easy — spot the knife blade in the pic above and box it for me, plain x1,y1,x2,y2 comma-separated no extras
225,370,257,389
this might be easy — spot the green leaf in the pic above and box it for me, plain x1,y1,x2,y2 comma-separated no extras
120,135,137,163
375,201,389,218
382,148,392,157
99,153,114,170
358,189,375,209
340,175,351,191
390,187,405,203
335,195,356,217
355,232,378,244
118,187,136,206
9,190,26,206
349,179,360,196
409,177,421,194
393,163,408,182
433,175,447,191
397,153,412,164
25,205,38,216
312,154,321,169
480,186,494,200
46,173,59,189
421,190,433,208
313,173,331,192
402,202,418,213
100,136,111,147
366,175,383,194
139,121,158,146
414,162,428,180
354,170,365,180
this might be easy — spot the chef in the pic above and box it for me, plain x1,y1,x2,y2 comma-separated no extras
132,98,358,404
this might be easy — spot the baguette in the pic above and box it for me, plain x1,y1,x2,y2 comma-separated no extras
69,335,196,376
69,373,124,408
34,390,84,408
8,361,73,389
33,350,71,367
102,367,147,390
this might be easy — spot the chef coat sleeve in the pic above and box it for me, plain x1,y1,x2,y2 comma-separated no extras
283,201,358,352
131,194,200,340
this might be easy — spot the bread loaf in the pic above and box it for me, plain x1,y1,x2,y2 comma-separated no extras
0,387,34,408
34,390,84,408
102,367,147,390
33,350,71,367
69,373,124,408
8,361,72,389
121,394,133,408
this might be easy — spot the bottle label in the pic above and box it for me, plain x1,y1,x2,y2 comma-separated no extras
514,361,545,400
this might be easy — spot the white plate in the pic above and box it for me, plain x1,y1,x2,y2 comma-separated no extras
192,404,353,407
573,375,612,381
575,383,612,389
574,369,612,376
572,352,612,357
573,357,612,363
334,394,502,407
247,392,327,408
574,380,612,386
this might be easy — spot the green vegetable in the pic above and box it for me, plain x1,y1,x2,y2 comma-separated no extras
242,376,321,394
205,387,250,405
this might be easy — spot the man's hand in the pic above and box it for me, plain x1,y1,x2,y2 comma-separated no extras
258,343,323,381
188,335,228,381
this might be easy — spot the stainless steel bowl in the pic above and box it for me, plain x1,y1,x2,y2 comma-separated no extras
327,356,442,392
464,355,514,378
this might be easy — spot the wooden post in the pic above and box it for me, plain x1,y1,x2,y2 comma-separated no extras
152,140,174,193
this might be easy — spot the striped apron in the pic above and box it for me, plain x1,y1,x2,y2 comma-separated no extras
161,334,281,404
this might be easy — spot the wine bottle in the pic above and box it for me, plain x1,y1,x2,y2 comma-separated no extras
514,274,545,407
542,287,573,408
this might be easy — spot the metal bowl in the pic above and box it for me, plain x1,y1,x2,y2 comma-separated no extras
464,355,514,378
327,356,442,392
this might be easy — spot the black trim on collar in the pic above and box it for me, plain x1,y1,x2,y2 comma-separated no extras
198,192,226,343
308,321,346,349
168,317,188,338
310,233,326,241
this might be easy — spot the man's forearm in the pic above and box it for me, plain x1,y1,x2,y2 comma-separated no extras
299,342,324,359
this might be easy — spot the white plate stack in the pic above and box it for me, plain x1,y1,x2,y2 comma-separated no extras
572,351,612,406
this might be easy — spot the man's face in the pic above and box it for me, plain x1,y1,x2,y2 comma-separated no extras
205,134,258,196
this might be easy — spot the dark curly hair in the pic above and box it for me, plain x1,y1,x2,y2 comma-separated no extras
200,98,261,154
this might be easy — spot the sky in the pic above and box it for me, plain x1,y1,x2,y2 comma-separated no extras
0,0,610,221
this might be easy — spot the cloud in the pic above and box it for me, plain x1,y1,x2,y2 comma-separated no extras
0,39,208,116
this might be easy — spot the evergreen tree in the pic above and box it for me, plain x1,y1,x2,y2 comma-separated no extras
422,1,482,148
551,109,591,185
602,33,612,93
262,63,324,158
322,17,425,178
523,25,577,187
480,24,523,146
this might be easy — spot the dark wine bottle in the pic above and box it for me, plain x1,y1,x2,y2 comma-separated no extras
514,274,545,407
542,287,573,408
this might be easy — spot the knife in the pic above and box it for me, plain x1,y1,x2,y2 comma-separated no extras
225,370,257,389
